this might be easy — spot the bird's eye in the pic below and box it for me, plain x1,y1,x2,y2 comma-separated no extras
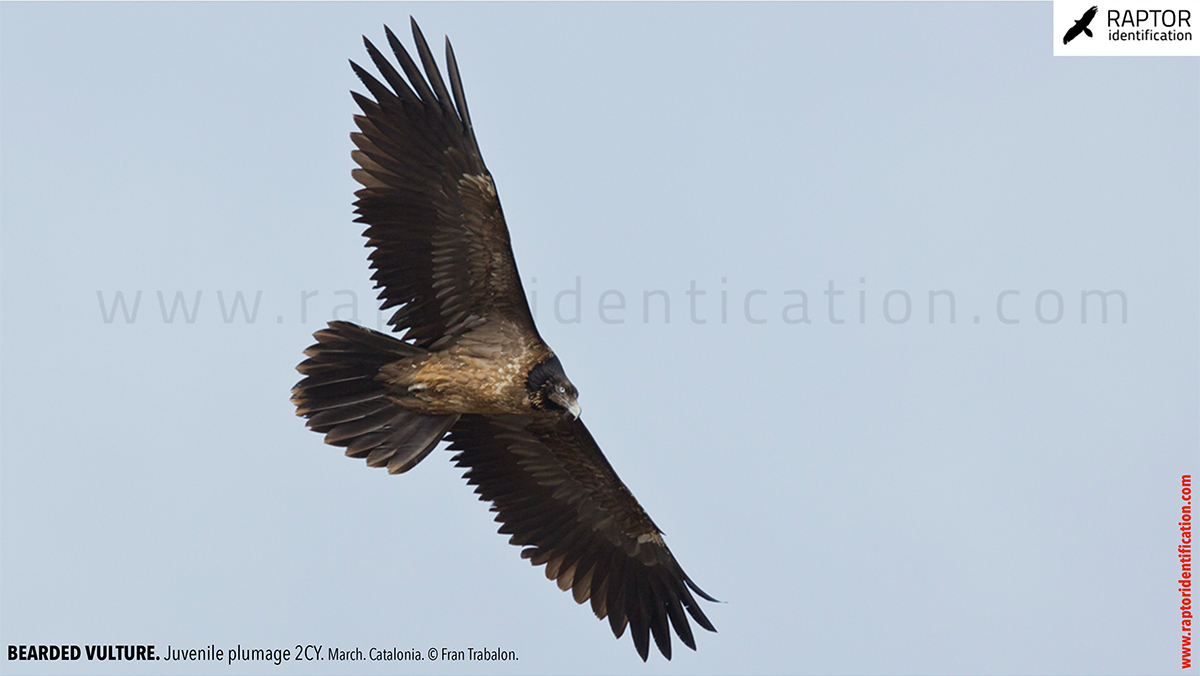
556,384,565,394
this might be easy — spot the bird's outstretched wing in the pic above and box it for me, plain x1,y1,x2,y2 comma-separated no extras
447,414,718,661
349,20,537,349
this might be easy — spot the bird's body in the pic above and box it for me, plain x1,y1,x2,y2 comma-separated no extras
380,323,553,415
292,19,716,661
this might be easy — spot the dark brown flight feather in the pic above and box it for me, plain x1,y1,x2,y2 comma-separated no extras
292,18,717,661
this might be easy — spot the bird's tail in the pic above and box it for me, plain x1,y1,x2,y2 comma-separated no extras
292,321,459,473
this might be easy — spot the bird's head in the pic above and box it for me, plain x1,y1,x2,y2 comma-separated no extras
527,355,581,419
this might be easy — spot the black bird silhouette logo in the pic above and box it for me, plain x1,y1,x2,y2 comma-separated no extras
1064,6,1099,44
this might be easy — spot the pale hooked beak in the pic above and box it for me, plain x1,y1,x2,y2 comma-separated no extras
549,387,581,420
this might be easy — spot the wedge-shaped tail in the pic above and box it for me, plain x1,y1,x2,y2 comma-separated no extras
293,321,458,473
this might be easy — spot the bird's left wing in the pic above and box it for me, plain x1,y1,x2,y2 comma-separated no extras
349,21,538,349
447,414,717,661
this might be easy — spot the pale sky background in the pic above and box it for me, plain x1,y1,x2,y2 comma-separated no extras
1,2,1197,675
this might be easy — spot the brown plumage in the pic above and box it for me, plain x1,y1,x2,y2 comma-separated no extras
291,19,717,661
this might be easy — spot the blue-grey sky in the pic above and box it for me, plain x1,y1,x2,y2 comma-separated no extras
1,2,1197,675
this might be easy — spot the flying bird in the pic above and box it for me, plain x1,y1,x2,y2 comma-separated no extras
291,19,717,661
1063,6,1098,44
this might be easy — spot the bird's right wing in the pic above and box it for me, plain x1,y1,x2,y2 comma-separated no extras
447,414,718,661
349,20,538,349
